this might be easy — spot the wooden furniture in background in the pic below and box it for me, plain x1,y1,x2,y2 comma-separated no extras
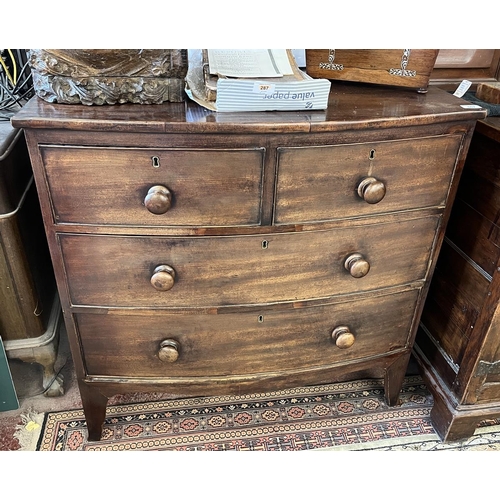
430,49,500,92
305,50,439,92
0,121,62,396
416,117,500,441
12,82,485,440
476,82,500,105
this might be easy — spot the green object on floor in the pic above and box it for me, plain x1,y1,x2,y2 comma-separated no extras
0,336,19,412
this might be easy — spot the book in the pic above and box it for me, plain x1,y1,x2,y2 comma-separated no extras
185,49,331,112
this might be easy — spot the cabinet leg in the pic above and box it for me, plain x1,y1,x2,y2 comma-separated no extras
384,353,411,406
78,382,108,441
429,401,476,442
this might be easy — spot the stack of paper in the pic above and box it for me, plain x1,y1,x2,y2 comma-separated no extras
185,49,331,112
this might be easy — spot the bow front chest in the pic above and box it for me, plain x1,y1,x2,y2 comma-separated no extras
12,82,485,440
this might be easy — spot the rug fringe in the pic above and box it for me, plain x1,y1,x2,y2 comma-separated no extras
314,423,500,451
13,409,45,451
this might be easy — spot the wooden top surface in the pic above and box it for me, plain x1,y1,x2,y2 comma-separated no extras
11,81,487,134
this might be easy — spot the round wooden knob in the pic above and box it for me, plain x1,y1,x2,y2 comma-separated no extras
331,326,355,349
158,339,180,363
144,185,172,214
344,253,370,278
150,265,176,291
357,177,386,204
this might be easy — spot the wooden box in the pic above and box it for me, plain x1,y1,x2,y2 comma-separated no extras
28,49,188,105
306,49,439,92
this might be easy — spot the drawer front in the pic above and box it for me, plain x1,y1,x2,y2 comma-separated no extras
78,288,419,377
274,135,461,224
60,215,438,308
40,146,265,227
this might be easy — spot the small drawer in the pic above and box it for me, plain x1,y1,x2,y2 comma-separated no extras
77,288,419,378
274,134,461,224
39,145,265,227
59,214,439,308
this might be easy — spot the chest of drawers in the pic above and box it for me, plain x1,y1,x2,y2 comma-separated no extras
12,82,485,441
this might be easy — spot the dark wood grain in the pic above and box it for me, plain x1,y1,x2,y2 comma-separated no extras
77,288,418,378
13,83,484,440
40,145,265,227
416,117,500,441
305,50,439,91
11,82,486,134
59,216,438,308
274,134,461,224
420,241,489,365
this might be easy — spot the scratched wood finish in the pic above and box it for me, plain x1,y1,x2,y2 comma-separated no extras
60,216,438,308
416,117,500,441
77,288,419,378
275,135,460,224
420,241,490,365
12,82,485,440
40,146,265,227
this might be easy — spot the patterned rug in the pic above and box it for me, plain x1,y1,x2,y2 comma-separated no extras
26,375,500,451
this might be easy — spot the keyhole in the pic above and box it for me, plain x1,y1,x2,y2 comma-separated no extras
152,156,160,168
258,315,264,323
261,240,269,249
369,149,376,160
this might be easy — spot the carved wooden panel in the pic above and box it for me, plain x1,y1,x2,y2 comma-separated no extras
28,49,188,105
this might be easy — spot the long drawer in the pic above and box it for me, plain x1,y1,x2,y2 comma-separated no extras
78,287,419,378
59,215,439,308
39,146,265,227
274,134,461,223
